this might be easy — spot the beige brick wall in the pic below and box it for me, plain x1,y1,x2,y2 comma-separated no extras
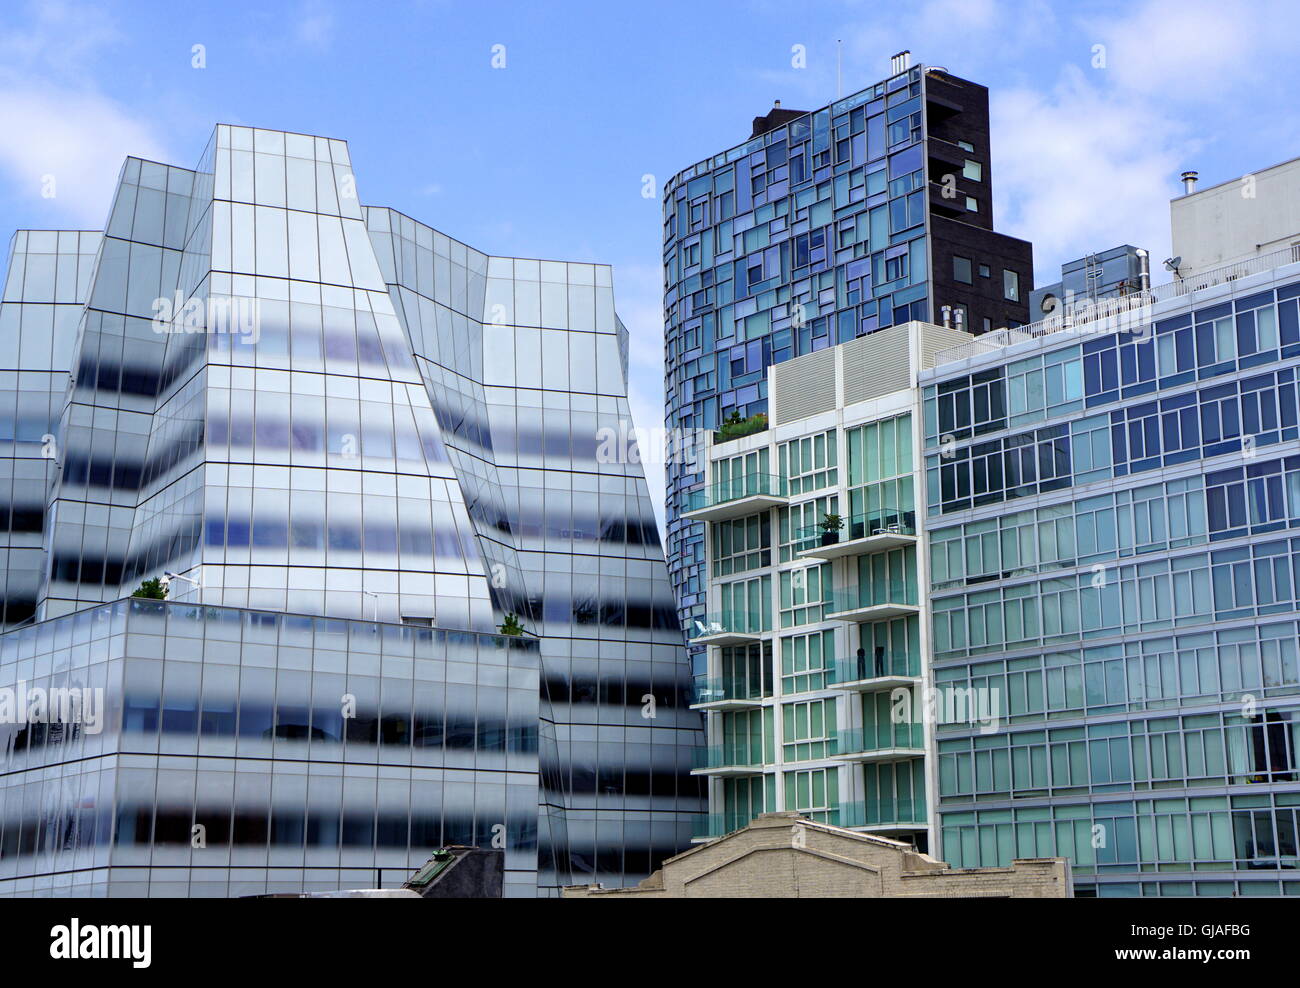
563,812,1071,899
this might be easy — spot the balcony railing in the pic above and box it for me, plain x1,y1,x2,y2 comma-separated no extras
933,243,1300,367
691,676,766,705
829,652,919,684
836,796,927,829
796,509,917,555
692,745,764,771
836,723,924,755
684,473,787,514
827,580,918,615
688,612,766,642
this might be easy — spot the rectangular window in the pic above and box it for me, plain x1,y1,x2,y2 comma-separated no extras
1003,269,1020,302
962,159,983,181
711,514,771,577
781,631,835,694
780,563,831,628
779,495,838,561
953,255,972,285
784,767,838,823
782,700,837,762
778,429,837,496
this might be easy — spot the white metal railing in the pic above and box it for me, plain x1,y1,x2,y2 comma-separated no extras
933,243,1300,367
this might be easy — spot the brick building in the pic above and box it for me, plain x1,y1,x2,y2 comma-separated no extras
563,812,1071,898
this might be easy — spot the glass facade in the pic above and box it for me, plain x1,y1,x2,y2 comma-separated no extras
923,263,1300,896
0,124,702,896
0,599,540,897
664,65,932,654
663,63,1032,692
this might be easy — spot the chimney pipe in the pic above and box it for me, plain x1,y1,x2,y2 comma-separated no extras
940,305,952,328
953,307,965,332
1135,248,1150,292
1181,170,1199,195
774,99,781,109
891,50,911,74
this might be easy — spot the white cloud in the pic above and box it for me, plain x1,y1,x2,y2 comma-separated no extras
0,87,171,226
994,0,1300,285
991,66,1180,285
1084,0,1271,102
0,2,174,226
295,1,336,52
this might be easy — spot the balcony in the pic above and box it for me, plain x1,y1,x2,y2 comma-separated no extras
690,676,767,711
828,653,920,691
928,180,966,219
832,725,924,763
691,745,765,777
826,581,919,622
925,135,967,173
688,612,766,647
797,509,917,561
836,796,927,832
682,473,788,523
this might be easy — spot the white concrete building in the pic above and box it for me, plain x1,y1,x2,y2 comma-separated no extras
682,320,974,852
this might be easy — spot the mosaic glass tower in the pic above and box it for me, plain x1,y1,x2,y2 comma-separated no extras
662,59,1032,675
0,124,702,896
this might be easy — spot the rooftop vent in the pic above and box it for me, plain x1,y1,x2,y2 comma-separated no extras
891,50,911,74
1181,170,1199,195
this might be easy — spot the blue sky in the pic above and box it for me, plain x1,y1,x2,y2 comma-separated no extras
2,0,1298,529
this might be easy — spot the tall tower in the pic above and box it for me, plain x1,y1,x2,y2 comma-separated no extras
662,58,1033,673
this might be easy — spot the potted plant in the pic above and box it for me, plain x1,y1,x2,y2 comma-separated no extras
819,513,844,546
498,613,525,636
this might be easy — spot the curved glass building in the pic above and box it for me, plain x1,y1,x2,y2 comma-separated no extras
0,124,702,896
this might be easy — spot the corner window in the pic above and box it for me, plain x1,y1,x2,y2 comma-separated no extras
953,256,972,284
1003,269,1020,302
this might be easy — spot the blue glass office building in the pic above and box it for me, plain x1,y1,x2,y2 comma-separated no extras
923,248,1300,896
662,60,1032,672
0,125,701,896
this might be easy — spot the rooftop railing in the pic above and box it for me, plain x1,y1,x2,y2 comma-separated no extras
933,243,1300,367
